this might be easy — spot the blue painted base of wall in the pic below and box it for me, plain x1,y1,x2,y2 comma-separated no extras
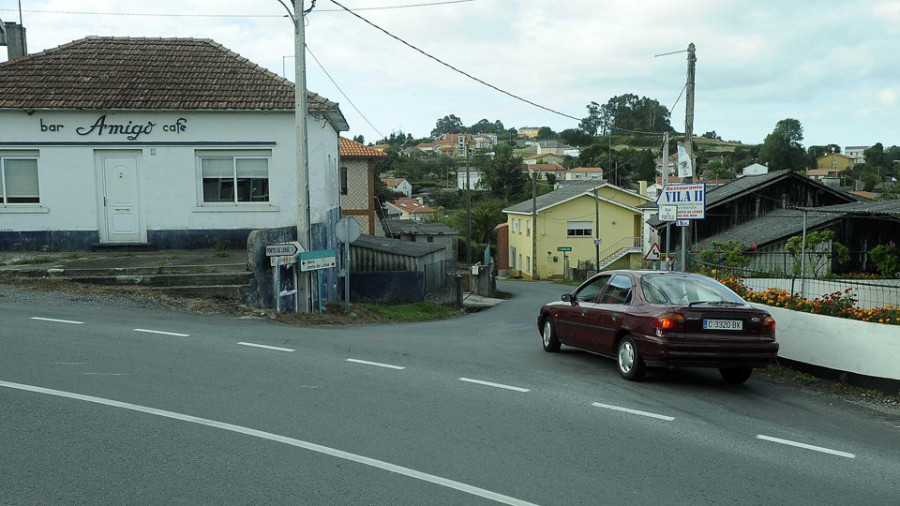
0,229,252,251
0,231,98,251
311,208,343,304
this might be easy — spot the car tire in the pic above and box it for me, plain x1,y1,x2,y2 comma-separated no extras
720,367,753,384
616,335,646,381
541,317,561,352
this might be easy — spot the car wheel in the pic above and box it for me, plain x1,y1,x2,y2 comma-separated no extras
541,317,561,352
720,367,753,384
616,335,646,381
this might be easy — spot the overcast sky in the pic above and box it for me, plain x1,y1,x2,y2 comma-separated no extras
2,0,898,148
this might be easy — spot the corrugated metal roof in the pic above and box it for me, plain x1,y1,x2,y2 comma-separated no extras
352,234,443,257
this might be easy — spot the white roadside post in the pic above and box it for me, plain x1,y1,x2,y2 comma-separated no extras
335,217,361,312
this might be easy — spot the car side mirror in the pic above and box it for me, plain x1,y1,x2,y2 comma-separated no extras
561,293,573,303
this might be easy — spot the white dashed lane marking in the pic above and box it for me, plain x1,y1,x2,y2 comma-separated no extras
134,329,190,337
346,358,405,370
31,317,84,325
237,342,295,353
592,402,675,421
459,378,530,393
756,435,856,459
0,380,540,506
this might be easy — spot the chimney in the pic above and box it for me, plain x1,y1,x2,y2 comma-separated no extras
639,180,648,196
1,21,27,61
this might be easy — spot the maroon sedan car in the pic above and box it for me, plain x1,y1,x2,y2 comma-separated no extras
538,270,778,383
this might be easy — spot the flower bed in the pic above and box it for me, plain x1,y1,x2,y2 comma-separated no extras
718,276,900,326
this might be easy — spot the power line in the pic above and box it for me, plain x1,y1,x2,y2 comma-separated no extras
327,0,582,122
306,44,385,140
0,1,475,18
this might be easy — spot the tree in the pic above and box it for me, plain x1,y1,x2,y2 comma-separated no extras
431,114,465,138
701,130,722,141
374,177,403,205
580,94,673,136
704,161,735,181
758,118,806,171
476,144,528,201
806,144,842,169
559,128,593,146
698,240,752,271
536,126,557,140
468,118,506,135
864,143,885,167
352,134,365,144
785,230,849,277
545,172,558,187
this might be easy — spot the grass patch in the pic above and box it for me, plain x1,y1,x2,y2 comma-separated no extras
113,252,137,258
361,302,458,323
11,257,55,265
67,253,80,260
552,279,583,287
213,250,232,258
796,372,822,384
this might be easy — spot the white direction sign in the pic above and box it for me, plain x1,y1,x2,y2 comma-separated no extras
266,241,303,257
658,204,677,222
656,183,706,220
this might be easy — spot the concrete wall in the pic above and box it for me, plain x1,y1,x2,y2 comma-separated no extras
758,304,900,391
350,271,425,303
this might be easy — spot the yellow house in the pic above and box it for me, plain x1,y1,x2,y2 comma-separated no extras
816,153,854,172
503,181,651,279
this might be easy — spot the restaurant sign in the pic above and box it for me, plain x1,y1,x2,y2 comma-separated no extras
39,115,188,141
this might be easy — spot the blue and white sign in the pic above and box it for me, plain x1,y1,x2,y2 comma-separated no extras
656,183,706,220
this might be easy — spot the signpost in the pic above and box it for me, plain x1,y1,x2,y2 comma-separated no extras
266,241,305,313
335,217,361,312
656,183,706,220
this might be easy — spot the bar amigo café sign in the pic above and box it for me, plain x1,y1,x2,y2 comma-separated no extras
39,114,188,141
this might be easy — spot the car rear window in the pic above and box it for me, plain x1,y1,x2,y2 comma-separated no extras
640,274,746,306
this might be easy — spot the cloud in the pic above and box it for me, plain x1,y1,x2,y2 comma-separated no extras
878,87,898,106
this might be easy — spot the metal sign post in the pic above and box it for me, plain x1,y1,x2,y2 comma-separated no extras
266,242,304,313
335,217,361,312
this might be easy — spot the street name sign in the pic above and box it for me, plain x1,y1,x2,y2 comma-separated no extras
658,204,677,222
299,249,337,272
557,246,572,252
656,183,706,220
593,238,603,246
266,241,303,257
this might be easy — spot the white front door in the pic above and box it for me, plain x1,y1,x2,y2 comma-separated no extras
98,152,144,244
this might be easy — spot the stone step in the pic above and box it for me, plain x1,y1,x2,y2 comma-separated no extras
67,271,252,288
47,263,247,277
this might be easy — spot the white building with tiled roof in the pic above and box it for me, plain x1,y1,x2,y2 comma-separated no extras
0,37,350,301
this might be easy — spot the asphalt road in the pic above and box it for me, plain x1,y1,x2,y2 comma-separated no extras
1,280,899,505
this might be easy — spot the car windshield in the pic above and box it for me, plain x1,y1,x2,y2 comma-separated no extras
640,274,747,306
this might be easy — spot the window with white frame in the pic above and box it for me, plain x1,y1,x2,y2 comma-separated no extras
0,152,40,205
518,218,523,234
526,256,531,273
526,219,531,237
197,151,270,204
567,220,593,237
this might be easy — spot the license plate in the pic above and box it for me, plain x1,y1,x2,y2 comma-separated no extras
703,319,743,331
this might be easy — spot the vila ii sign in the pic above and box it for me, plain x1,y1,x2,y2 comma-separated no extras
656,183,706,220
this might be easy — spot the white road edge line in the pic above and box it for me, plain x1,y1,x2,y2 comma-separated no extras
459,378,530,393
756,434,856,459
134,329,190,337
0,380,538,506
31,317,84,325
591,402,675,421
346,358,405,370
237,342,295,353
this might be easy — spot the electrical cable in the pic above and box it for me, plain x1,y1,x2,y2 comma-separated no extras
306,44,386,139
327,0,582,122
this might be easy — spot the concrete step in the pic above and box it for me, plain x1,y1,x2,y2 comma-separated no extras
67,271,252,288
47,263,247,277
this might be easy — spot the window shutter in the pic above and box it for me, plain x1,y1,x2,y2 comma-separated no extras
4,159,39,198
236,158,268,178
202,158,235,178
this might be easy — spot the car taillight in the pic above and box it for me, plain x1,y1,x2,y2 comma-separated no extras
653,312,685,330
762,316,776,332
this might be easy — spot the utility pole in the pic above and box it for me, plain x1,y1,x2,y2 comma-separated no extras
681,42,696,272
465,142,471,263
662,131,670,270
532,178,538,280
594,187,600,268
293,0,312,312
